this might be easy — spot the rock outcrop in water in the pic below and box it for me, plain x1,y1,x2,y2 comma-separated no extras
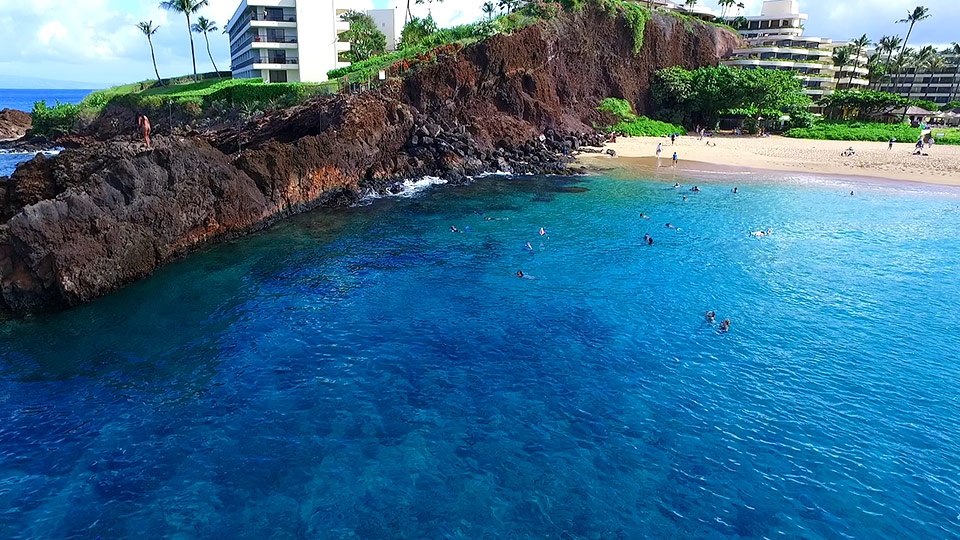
0,109,32,142
0,8,739,314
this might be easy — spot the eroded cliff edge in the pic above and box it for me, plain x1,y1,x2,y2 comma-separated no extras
0,8,739,314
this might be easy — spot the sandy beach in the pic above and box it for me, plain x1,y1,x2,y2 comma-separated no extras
579,134,960,186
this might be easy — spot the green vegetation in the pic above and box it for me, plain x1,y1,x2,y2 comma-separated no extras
597,97,685,136
29,76,337,138
340,11,387,62
929,127,960,145
31,101,83,138
652,65,810,130
784,121,920,142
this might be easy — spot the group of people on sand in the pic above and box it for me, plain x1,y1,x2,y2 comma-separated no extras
655,143,679,166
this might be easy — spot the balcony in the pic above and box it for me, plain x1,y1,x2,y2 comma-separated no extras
251,12,296,23
253,36,298,44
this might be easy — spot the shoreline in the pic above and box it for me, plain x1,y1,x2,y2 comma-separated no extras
577,135,960,187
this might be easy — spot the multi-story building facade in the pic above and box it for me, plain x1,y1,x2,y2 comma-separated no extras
722,0,870,101
226,0,351,83
878,68,960,107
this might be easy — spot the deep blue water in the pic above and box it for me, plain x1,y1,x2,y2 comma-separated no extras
0,88,93,113
2,169,960,538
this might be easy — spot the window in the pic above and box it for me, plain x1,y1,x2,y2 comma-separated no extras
269,70,288,83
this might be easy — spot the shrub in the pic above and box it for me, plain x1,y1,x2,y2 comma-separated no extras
29,101,82,138
611,116,686,137
784,109,815,130
784,121,919,142
930,128,960,145
597,97,635,122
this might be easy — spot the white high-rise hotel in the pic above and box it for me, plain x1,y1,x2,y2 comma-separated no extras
226,1,402,83
722,0,870,100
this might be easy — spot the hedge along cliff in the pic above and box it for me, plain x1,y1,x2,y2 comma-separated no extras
0,7,739,315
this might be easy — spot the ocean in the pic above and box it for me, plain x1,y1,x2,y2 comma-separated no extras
0,89,92,177
1,168,958,538
0,88,93,113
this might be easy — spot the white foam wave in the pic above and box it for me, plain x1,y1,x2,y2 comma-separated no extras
361,175,448,202
0,148,62,157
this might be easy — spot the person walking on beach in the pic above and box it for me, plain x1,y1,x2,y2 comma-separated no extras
888,138,896,150
672,151,678,167
670,133,676,145
137,114,152,149
656,143,662,158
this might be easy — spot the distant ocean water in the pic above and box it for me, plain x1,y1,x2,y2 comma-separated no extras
0,89,92,176
0,88,92,113
1,169,959,538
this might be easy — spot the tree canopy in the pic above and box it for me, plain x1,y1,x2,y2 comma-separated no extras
653,65,811,128
340,11,387,63
399,15,439,49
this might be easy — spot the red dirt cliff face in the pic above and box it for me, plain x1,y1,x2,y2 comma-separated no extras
0,8,738,314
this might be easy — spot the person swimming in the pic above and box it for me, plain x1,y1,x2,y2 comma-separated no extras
647,237,654,245
450,225,461,233
719,319,731,333
732,187,739,194
750,230,765,238
517,270,524,278
691,186,701,192
640,212,650,219
539,227,546,236
705,311,716,323
673,182,681,189
526,241,533,251
665,223,679,229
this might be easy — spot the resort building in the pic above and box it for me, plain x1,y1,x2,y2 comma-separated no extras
878,69,960,108
226,0,351,83
722,0,870,100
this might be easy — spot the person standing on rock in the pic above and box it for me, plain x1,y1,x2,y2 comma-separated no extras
137,115,152,149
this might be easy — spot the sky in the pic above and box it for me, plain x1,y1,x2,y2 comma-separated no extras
0,0,955,88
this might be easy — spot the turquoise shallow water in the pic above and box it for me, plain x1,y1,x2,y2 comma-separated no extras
2,165,960,538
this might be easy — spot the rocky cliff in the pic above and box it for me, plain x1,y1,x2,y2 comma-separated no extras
0,109,32,142
0,8,738,315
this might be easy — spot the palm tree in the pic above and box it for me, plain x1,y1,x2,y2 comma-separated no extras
482,1,495,21
832,46,852,91
191,16,221,78
922,53,945,101
684,0,698,9
137,21,164,86
718,0,735,19
897,5,931,58
159,0,210,82
892,49,914,96
877,35,903,89
866,53,886,89
910,45,936,101
849,34,870,87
